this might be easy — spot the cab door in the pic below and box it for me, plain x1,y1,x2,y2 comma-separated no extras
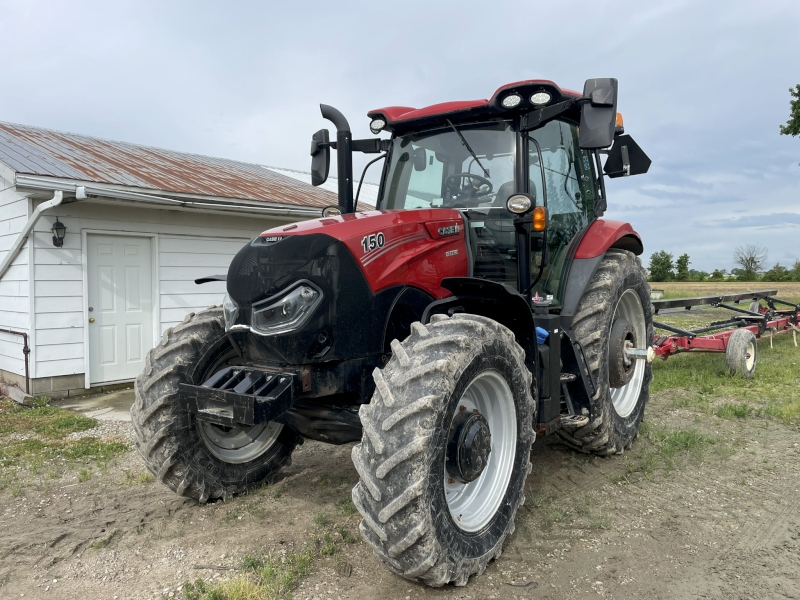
527,119,599,305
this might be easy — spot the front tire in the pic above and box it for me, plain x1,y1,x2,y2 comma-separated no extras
351,314,536,587
558,250,654,455
130,307,300,502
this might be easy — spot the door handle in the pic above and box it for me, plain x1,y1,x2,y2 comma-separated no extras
89,318,95,323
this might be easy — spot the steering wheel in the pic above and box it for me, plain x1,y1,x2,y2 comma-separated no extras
444,173,493,205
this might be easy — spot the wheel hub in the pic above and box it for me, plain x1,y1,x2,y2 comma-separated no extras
609,317,637,388
446,410,492,483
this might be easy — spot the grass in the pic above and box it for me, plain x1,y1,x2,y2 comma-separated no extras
89,530,117,550
119,469,155,485
337,498,357,516
312,512,330,527
0,401,97,437
611,422,718,484
525,492,611,531
0,399,128,492
652,335,800,423
650,285,800,425
337,526,357,544
182,548,314,600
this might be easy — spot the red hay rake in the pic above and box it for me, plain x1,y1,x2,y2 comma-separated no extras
651,290,800,376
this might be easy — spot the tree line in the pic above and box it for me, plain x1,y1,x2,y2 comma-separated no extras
648,244,800,282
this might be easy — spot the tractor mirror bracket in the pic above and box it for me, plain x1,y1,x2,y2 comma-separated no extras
603,134,652,178
310,128,331,187
578,78,618,149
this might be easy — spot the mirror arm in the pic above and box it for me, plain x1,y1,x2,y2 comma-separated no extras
521,99,575,131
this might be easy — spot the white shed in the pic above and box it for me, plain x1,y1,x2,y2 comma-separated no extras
0,121,341,398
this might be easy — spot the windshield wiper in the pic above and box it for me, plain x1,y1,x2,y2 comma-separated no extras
446,119,490,178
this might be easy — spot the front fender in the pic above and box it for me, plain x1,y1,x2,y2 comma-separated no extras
422,277,536,369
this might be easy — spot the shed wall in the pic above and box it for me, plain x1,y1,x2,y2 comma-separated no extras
0,178,30,376
29,198,289,383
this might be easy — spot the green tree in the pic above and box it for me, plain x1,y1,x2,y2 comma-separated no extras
689,269,708,282
790,260,800,282
710,269,727,281
675,253,691,281
648,250,674,282
762,263,790,282
779,84,800,137
733,244,768,281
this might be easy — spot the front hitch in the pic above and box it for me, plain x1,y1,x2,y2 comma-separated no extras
179,366,296,427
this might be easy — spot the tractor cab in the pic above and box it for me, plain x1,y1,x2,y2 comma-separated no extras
311,78,650,310
376,116,598,307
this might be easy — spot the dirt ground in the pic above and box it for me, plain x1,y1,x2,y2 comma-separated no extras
1,385,799,600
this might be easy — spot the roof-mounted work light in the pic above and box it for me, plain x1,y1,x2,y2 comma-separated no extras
369,118,386,134
501,93,522,109
530,91,551,106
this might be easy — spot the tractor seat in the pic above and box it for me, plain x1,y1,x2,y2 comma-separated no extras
494,180,538,208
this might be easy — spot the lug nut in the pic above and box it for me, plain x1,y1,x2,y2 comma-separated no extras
472,408,480,413
459,405,466,411
448,478,455,484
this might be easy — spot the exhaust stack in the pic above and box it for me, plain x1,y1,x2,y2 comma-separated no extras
320,104,354,214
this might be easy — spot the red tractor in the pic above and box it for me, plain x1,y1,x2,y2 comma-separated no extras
132,78,653,587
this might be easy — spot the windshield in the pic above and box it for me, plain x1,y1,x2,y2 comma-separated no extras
377,118,597,303
378,120,516,211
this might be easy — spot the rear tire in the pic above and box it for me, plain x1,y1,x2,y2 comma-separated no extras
351,314,536,587
558,250,654,455
131,307,300,502
726,328,757,378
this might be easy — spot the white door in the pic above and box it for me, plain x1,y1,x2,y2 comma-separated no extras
87,234,154,384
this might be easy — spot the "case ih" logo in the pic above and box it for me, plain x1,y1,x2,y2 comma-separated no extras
437,224,460,237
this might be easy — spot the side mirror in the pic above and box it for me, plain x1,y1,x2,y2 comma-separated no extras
412,147,427,172
310,128,330,186
579,78,618,149
603,134,652,178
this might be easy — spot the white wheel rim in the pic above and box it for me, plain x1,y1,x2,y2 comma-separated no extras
745,341,755,370
444,370,517,532
198,421,283,464
609,289,646,418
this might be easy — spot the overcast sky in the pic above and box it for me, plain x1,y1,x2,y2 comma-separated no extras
1,0,798,271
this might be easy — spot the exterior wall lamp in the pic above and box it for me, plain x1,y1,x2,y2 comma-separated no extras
51,219,66,247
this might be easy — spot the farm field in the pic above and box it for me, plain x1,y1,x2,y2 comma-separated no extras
0,282,798,600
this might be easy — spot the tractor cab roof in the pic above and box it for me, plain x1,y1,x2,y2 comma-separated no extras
367,80,581,133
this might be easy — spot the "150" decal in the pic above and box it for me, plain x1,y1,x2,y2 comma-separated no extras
361,232,386,254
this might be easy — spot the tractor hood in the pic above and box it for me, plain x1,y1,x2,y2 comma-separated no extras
224,208,468,365
241,208,469,300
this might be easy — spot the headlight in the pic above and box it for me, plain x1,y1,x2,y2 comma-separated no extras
222,293,239,330
251,281,323,335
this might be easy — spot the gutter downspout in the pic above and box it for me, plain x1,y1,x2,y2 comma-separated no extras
0,190,64,281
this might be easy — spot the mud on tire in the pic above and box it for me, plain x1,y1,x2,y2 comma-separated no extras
351,314,536,587
130,307,299,502
558,249,654,455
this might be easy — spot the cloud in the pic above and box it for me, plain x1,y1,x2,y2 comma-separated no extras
709,213,800,228
0,0,798,272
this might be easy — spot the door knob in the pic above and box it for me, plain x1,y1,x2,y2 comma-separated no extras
89,317,95,323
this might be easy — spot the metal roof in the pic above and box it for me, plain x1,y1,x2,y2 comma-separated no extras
0,121,339,209
264,166,380,207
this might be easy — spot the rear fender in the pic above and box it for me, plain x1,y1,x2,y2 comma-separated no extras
562,220,643,318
